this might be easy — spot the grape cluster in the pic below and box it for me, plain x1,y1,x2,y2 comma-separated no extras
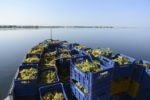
23,55,40,63
43,92,65,100
76,59,103,73
18,68,37,80
40,70,57,84
113,56,130,65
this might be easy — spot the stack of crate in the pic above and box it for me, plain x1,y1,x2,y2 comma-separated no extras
131,60,150,100
70,55,114,100
110,54,135,97
14,43,46,97
38,40,68,100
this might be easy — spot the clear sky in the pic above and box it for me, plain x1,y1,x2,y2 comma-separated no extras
0,0,150,27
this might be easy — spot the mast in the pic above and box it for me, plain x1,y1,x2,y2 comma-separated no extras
50,28,52,40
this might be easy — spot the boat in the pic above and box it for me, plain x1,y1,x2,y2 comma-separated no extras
5,39,150,100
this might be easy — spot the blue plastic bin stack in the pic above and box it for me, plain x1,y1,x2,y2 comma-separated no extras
14,64,38,96
13,39,150,100
38,68,59,87
14,43,45,97
39,83,68,100
57,48,71,67
135,60,150,100
47,39,62,49
70,55,114,100
111,54,135,80
131,61,145,83
56,47,71,83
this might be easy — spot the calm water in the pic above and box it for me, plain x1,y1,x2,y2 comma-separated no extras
0,28,150,99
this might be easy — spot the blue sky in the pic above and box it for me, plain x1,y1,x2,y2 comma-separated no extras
0,0,149,27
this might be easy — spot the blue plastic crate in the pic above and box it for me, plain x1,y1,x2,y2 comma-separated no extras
132,60,150,83
19,64,38,68
38,68,59,87
111,93,133,100
111,54,135,80
14,65,38,96
69,43,86,50
70,55,114,94
142,69,150,88
42,39,61,49
68,43,79,50
138,62,150,98
22,54,41,66
70,49,84,58
71,81,111,100
81,48,93,54
57,52,71,67
43,48,58,57
63,83,77,100
137,77,150,100
57,47,70,54
39,83,68,100
80,48,93,57
60,41,71,49
99,56,115,69
131,61,145,83
81,48,113,60
47,42,61,49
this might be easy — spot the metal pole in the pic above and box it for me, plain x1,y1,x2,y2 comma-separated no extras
50,28,52,40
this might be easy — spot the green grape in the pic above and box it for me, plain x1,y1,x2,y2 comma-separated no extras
93,60,101,65
85,49,93,54
45,51,57,56
76,59,102,73
75,82,87,93
91,49,102,57
102,48,112,56
113,55,130,65
30,44,47,54
139,63,150,69
74,45,86,50
63,41,70,46
18,68,37,80
23,55,40,63
43,92,65,100
41,71,57,84
60,53,71,58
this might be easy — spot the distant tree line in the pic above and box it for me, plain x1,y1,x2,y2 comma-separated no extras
0,25,114,29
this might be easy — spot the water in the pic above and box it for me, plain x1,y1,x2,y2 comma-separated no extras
0,28,150,99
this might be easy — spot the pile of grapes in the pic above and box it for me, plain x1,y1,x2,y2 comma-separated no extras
76,59,103,73
40,70,58,84
42,92,65,100
23,55,40,63
18,68,37,80
113,55,130,65
75,82,87,93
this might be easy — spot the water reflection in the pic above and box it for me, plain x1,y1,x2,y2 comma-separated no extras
0,28,149,99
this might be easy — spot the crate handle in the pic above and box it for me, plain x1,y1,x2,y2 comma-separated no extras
100,71,108,76
101,57,110,63
21,80,31,84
